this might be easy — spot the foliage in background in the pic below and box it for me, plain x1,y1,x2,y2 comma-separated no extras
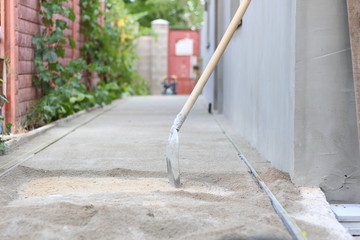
124,0,204,29
81,0,149,96
25,59,94,127
0,98,12,152
32,0,77,94
28,0,148,129
0,57,12,150
29,0,92,127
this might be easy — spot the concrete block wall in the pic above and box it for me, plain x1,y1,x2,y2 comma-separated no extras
135,36,152,87
150,19,169,95
134,20,169,95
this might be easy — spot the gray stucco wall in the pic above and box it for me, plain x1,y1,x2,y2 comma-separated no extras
202,0,216,107
220,0,296,173
294,0,360,203
201,0,360,203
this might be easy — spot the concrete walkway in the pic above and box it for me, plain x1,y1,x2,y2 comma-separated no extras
0,96,352,240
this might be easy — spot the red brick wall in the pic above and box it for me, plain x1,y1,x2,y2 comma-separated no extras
15,0,83,124
17,0,41,124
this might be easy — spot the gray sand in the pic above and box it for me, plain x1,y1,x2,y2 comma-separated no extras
0,96,352,240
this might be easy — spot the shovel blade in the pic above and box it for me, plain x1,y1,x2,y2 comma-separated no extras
166,128,180,187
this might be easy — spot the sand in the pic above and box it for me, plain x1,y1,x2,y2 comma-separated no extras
18,177,237,200
0,165,352,240
0,96,353,240
0,166,292,240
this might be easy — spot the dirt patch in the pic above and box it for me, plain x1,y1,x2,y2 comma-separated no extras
260,167,292,183
18,177,234,198
0,167,291,240
260,168,301,208
0,166,352,240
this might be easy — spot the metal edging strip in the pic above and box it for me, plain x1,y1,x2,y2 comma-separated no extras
0,106,113,178
213,115,307,240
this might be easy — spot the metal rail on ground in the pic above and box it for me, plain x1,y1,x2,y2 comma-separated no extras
213,115,307,240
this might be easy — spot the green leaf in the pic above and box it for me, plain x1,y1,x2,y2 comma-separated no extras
56,19,67,30
0,95,8,103
0,143,5,152
32,35,44,48
68,35,76,49
5,123,12,135
55,45,65,58
69,97,77,103
43,50,58,63
68,9,76,22
49,29,64,44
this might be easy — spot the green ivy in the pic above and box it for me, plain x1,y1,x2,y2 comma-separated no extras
25,59,92,128
32,0,77,94
0,104,12,152
28,0,149,129
81,0,149,93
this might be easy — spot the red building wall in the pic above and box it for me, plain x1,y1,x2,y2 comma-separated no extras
168,30,199,95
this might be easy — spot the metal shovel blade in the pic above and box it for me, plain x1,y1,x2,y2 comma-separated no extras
166,127,180,187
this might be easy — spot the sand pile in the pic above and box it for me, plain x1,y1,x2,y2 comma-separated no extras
0,166,292,240
18,177,235,198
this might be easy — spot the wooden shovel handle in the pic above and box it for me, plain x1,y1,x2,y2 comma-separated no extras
180,0,252,118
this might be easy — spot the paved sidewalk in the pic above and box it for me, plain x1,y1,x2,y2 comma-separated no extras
0,96,352,240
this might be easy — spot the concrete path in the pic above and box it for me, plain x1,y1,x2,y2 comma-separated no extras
0,96,352,240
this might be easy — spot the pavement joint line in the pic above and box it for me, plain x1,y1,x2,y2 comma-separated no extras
0,105,114,178
212,114,307,240
3,105,105,154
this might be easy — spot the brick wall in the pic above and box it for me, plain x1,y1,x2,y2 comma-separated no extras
17,0,41,124
15,0,83,124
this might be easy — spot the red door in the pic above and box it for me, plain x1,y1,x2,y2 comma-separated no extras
168,30,199,95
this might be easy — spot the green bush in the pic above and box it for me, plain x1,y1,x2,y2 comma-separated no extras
27,0,149,129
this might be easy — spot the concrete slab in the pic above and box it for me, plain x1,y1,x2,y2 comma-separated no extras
0,96,352,240
20,96,242,174
331,204,360,222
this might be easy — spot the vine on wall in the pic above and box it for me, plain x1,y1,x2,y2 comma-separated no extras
27,0,148,129
32,0,77,93
81,0,149,95
0,57,12,151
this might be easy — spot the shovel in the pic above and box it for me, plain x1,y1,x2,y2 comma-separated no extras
166,0,252,187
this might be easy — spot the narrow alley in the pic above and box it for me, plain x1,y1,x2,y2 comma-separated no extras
0,96,350,240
